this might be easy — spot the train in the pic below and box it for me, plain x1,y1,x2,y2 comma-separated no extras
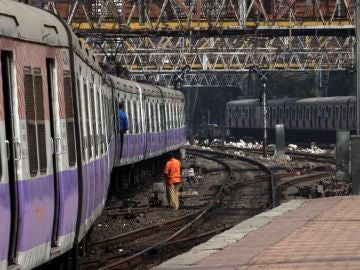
0,1,186,269
226,96,356,142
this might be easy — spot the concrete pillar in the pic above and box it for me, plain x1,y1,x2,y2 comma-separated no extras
336,130,350,181
351,135,360,194
180,148,186,161
275,124,285,156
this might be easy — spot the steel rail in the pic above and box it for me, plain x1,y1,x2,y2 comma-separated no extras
82,149,273,269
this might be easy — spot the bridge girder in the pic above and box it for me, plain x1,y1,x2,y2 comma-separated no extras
39,0,357,86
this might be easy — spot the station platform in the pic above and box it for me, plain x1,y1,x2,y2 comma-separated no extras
152,196,360,270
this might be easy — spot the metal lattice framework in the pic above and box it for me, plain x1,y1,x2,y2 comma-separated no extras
39,0,357,86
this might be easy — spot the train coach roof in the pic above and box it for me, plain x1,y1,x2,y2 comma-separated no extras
295,96,355,105
267,98,298,105
107,76,184,99
227,99,259,106
0,0,68,46
107,75,140,94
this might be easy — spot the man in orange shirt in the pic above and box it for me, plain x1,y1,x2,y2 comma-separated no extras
164,152,181,209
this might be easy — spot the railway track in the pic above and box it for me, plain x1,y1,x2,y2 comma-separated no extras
213,145,335,164
81,147,335,269
80,149,272,269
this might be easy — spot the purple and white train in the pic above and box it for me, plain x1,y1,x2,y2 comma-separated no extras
226,96,356,141
0,1,186,269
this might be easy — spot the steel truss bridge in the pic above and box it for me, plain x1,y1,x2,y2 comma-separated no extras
31,0,357,87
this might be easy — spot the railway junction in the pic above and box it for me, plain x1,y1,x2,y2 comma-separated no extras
69,143,346,269
2,1,360,270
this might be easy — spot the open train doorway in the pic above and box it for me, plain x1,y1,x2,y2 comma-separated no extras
1,51,18,266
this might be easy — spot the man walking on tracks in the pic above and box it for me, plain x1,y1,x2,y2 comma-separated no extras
164,152,181,210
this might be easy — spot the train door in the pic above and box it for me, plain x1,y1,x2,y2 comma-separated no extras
46,59,61,250
1,51,17,268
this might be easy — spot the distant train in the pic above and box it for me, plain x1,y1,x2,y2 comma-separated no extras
226,96,356,142
0,1,185,270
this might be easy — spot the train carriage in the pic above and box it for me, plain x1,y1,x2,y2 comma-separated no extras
0,2,77,268
0,1,186,269
226,96,356,143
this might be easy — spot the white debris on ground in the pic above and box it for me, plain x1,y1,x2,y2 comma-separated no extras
288,144,298,151
224,140,327,155
287,143,327,154
225,139,262,149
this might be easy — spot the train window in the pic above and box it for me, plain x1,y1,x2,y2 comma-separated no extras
168,103,171,129
167,103,171,128
328,107,332,119
64,74,76,166
272,108,276,119
349,107,353,120
172,103,175,128
133,101,137,133
159,103,163,130
34,73,47,174
342,107,346,119
155,103,159,132
150,103,154,132
84,83,92,159
291,108,296,120
175,104,179,128
174,103,177,128
77,79,85,161
101,94,106,153
154,101,160,132
24,71,39,176
306,108,309,120
90,85,98,157
97,91,102,155
173,104,177,128
105,98,108,141
136,102,140,133
146,102,150,132
170,103,173,129
335,107,340,120
127,100,132,134
171,103,175,128
164,103,168,129
161,103,165,130
133,102,137,133
133,101,139,134
125,100,130,133
285,108,289,119
106,98,111,141
280,108,283,119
